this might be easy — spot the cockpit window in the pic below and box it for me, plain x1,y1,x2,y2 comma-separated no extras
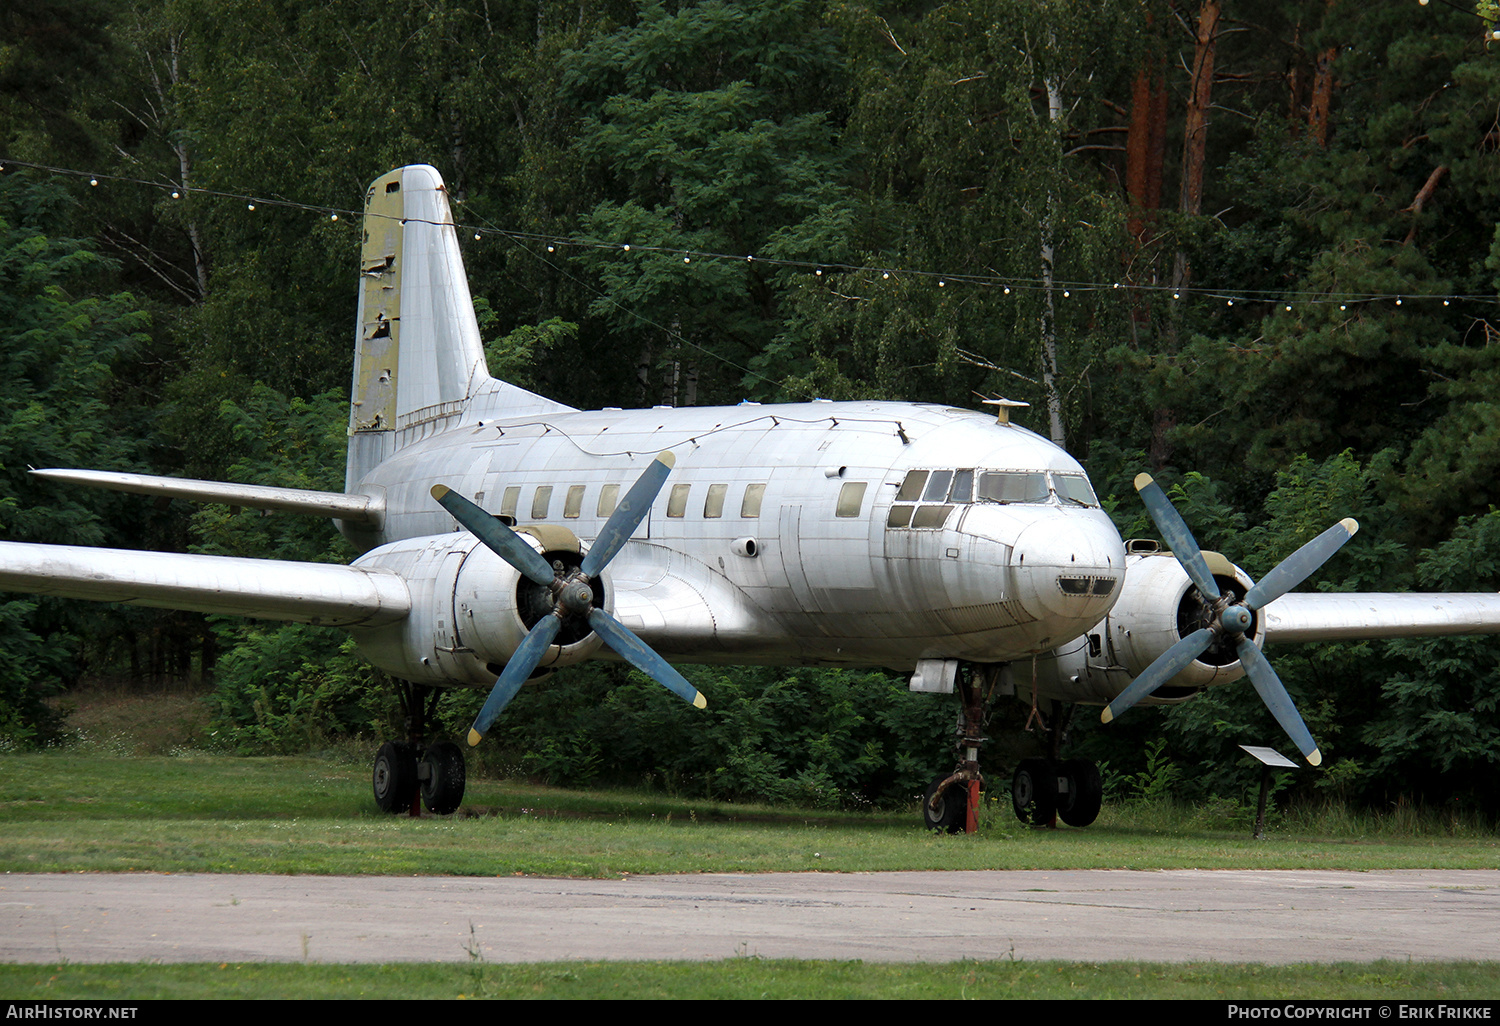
921,470,953,502
950,469,974,503
1053,473,1100,507
976,471,1051,504
896,470,928,501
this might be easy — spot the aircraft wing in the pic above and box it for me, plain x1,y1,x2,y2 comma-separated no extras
0,542,409,628
1261,592,1500,644
30,469,383,525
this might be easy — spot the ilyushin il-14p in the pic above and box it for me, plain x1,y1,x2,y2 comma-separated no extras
6,165,1500,831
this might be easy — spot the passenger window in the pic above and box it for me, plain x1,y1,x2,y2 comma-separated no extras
704,483,727,519
896,470,928,501
836,481,867,517
563,484,585,519
531,485,552,519
667,483,690,518
741,483,766,518
922,470,952,502
500,486,520,518
597,483,619,517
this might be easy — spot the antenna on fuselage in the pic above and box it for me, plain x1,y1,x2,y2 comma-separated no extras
977,394,1030,426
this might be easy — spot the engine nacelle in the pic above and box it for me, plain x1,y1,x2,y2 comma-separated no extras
346,529,610,687
1020,548,1262,707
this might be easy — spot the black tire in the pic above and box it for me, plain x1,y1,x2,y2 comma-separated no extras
373,741,418,814
922,774,967,834
420,740,467,815
1057,758,1102,827
1011,758,1059,826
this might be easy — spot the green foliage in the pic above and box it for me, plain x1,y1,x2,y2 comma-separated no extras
206,625,385,755
444,663,954,809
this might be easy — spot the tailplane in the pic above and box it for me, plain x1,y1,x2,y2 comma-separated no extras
348,165,570,488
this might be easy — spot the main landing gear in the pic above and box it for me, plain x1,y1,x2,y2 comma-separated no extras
372,681,467,816
921,666,1104,832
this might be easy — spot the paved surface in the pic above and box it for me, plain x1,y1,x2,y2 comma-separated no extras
2,870,1497,964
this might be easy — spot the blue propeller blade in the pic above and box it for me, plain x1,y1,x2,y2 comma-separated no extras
588,608,707,709
432,484,556,587
1101,628,1215,724
467,615,561,746
581,452,676,579
1244,518,1359,611
1236,637,1321,766
1135,473,1221,602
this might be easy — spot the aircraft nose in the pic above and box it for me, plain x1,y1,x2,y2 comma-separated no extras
1012,514,1125,623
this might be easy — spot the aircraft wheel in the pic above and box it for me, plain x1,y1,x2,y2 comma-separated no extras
373,741,418,813
420,740,467,815
1057,758,1102,827
1012,758,1058,826
922,775,966,834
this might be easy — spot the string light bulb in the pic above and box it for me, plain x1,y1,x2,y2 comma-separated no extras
171,191,180,199
89,178,98,186
247,203,255,211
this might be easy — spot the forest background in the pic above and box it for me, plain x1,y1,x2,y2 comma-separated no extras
3,0,1500,817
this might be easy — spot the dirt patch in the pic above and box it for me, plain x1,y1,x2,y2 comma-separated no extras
51,681,214,755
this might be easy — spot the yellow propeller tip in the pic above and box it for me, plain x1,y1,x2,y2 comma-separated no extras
467,728,483,748
656,450,677,469
1307,749,1322,767
1340,517,1359,536
431,484,450,500
1133,473,1154,492
693,693,707,710
1100,707,1114,724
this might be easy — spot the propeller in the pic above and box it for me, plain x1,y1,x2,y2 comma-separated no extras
1100,473,1359,766
431,451,706,747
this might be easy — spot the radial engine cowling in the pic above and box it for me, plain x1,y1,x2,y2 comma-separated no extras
347,529,609,687
1025,548,1263,707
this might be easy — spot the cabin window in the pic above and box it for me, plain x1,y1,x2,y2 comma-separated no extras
895,470,927,501
836,481,867,517
563,484,585,519
704,483,727,519
667,483,690,518
597,483,619,517
531,485,552,519
500,486,520,519
741,483,766,518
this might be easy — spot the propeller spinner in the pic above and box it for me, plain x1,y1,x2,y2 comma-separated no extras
431,451,706,747
1100,473,1358,766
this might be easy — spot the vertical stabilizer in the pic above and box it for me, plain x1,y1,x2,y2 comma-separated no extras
347,165,570,490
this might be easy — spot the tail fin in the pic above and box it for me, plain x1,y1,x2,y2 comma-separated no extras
347,165,569,489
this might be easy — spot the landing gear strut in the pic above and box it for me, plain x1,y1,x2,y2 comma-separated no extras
372,681,467,816
921,664,1003,834
1010,702,1103,828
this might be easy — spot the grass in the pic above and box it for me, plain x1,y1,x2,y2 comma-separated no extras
1,750,1497,876
3,959,1499,1000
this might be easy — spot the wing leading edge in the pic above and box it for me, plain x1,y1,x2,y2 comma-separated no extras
0,542,409,628
1261,592,1500,644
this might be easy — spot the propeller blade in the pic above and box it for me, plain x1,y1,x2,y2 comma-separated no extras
432,484,556,587
587,608,707,710
1101,627,1215,724
467,615,561,746
580,451,676,579
1243,518,1359,611
1235,637,1321,766
1135,474,1221,603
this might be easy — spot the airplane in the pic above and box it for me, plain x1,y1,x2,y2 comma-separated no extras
5,163,1500,832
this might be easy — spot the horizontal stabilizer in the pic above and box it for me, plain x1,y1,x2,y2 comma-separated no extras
0,542,409,628
1262,592,1500,644
32,469,382,526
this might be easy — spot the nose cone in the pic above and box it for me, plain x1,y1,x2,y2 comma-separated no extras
1012,512,1125,625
